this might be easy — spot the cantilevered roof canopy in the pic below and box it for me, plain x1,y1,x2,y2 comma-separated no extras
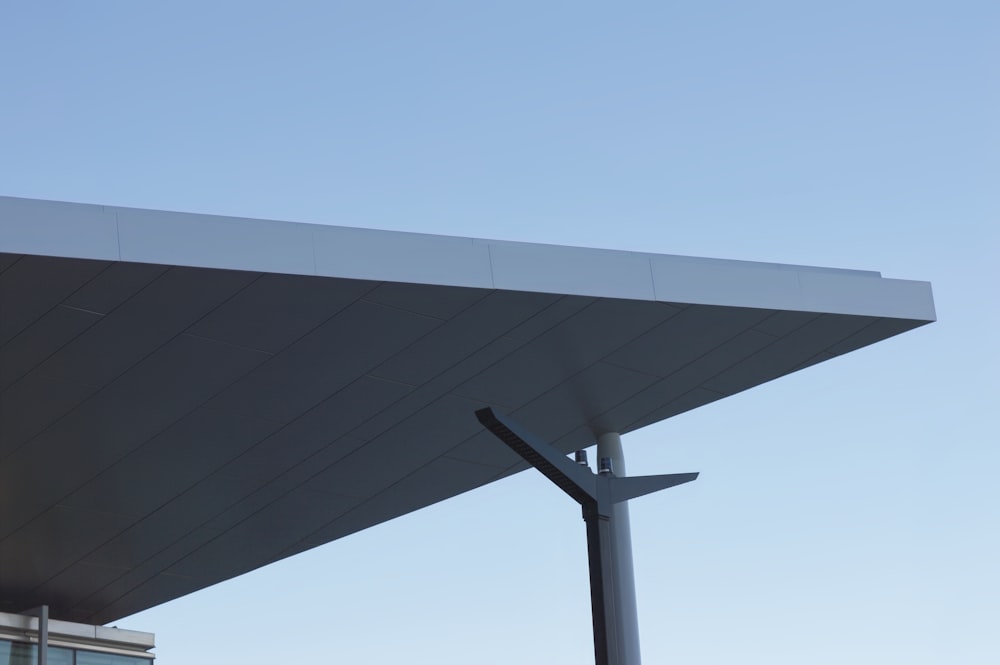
0,196,934,624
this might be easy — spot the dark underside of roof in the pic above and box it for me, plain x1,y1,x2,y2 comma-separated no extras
0,253,927,623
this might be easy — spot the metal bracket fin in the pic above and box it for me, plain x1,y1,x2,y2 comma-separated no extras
610,472,699,504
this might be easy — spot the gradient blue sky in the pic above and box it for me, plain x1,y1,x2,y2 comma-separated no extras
2,2,997,663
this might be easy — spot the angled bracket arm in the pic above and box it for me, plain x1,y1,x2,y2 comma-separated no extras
476,407,596,505
477,407,697,508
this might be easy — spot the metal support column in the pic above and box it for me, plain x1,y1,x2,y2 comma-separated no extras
597,432,641,665
476,408,698,665
38,605,47,665
25,606,48,665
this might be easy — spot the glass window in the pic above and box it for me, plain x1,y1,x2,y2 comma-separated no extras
49,646,73,665
0,641,72,665
76,650,152,665
0,640,34,665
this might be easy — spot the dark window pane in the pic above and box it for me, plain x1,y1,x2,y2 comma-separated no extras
49,647,73,665
0,642,74,665
0,640,35,665
75,651,152,665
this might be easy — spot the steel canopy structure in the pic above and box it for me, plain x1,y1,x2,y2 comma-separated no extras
0,196,935,626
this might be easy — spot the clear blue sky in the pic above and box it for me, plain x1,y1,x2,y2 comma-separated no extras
2,2,997,663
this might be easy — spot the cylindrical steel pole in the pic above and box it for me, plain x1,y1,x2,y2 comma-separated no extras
38,605,48,665
597,432,641,665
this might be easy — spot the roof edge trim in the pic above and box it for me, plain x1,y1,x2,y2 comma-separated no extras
0,195,935,322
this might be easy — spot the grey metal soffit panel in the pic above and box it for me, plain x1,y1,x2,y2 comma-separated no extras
0,196,935,623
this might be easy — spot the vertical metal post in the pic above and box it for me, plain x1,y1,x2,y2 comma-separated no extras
597,432,641,665
38,605,48,665
584,503,621,665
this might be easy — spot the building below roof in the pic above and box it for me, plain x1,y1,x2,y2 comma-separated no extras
0,610,154,664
